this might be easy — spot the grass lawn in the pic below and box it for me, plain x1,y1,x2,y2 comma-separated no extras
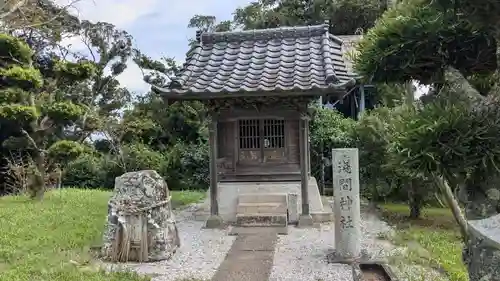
0,188,205,281
380,203,467,281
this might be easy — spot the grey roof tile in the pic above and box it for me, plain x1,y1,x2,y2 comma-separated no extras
154,24,357,96
336,35,363,75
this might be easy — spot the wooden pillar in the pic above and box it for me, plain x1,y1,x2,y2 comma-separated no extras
358,85,365,119
299,116,310,216
306,118,311,177
205,116,224,228
209,119,219,216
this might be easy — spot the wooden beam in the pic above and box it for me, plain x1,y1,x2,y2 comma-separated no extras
299,116,310,215
209,119,219,216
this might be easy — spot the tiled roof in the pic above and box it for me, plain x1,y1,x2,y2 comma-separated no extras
153,23,357,97
336,35,363,75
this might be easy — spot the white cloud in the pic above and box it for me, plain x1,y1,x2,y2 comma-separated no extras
55,0,159,28
54,0,253,94
115,62,149,94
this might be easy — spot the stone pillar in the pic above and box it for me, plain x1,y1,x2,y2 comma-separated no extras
330,148,361,262
298,116,314,227
205,119,223,229
466,214,500,281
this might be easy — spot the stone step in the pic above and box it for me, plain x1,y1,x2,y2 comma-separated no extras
311,212,334,223
236,213,288,227
238,193,288,205
236,202,287,215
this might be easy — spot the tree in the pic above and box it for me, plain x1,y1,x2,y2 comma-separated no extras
0,33,95,200
354,0,500,279
232,0,386,35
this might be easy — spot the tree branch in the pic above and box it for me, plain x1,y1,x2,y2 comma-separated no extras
431,173,469,243
20,129,44,153
0,0,27,20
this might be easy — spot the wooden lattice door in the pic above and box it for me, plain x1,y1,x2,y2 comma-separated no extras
237,119,286,164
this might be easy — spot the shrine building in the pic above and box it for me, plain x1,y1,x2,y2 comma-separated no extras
152,22,362,228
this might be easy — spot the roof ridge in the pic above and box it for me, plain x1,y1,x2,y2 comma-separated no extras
199,23,329,45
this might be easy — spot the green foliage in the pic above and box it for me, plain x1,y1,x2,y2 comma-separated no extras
310,106,355,150
354,1,496,84
0,88,27,104
120,143,166,173
64,143,167,189
0,66,44,89
120,116,159,143
433,0,500,30
63,154,107,188
0,33,33,64
391,95,500,180
231,0,385,35
352,107,396,194
123,95,207,148
64,141,209,190
0,104,39,124
54,60,96,80
42,102,84,124
47,140,87,163
163,141,209,190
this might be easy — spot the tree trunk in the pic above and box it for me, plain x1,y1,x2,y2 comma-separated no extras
30,151,46,200
407,180,422,219
440,68,500,281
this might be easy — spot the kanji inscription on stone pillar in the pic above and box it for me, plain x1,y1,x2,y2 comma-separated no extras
332,148,361,260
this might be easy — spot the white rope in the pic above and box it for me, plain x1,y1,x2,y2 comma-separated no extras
109,196,172,215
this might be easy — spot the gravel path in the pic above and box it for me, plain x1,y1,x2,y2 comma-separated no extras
269,205,396,281
104,202,443,281
105,205,236,281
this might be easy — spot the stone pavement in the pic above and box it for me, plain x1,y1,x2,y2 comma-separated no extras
211,227,280,281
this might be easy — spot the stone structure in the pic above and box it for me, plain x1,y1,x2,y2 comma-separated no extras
465,214,500,281
330,148,362,262
101,170,180,262
152,22,359,228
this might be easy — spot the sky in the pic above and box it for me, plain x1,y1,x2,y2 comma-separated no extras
56,0,251,95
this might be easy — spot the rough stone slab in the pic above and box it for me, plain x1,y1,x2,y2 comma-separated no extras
229,226,288,236
238,193,288,204
237,213,288,227
311,211,334,223
101,170,180,262
297,214,315,228
468,213,500,249
232,234,278,251
237,202,288,214
205,215,225,229
212,251,275,281
211,228,278,281
288,193,299,223
327,248,386,265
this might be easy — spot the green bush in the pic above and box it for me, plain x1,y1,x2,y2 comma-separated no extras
63,141,210,191
162,141,209,190
309,106,356,189
63,154,106,189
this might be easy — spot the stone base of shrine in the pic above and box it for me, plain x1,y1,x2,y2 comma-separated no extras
193,177,333,224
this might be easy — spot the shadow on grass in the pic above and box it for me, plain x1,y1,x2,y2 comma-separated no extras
379,203,467,281
380,203,458,230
